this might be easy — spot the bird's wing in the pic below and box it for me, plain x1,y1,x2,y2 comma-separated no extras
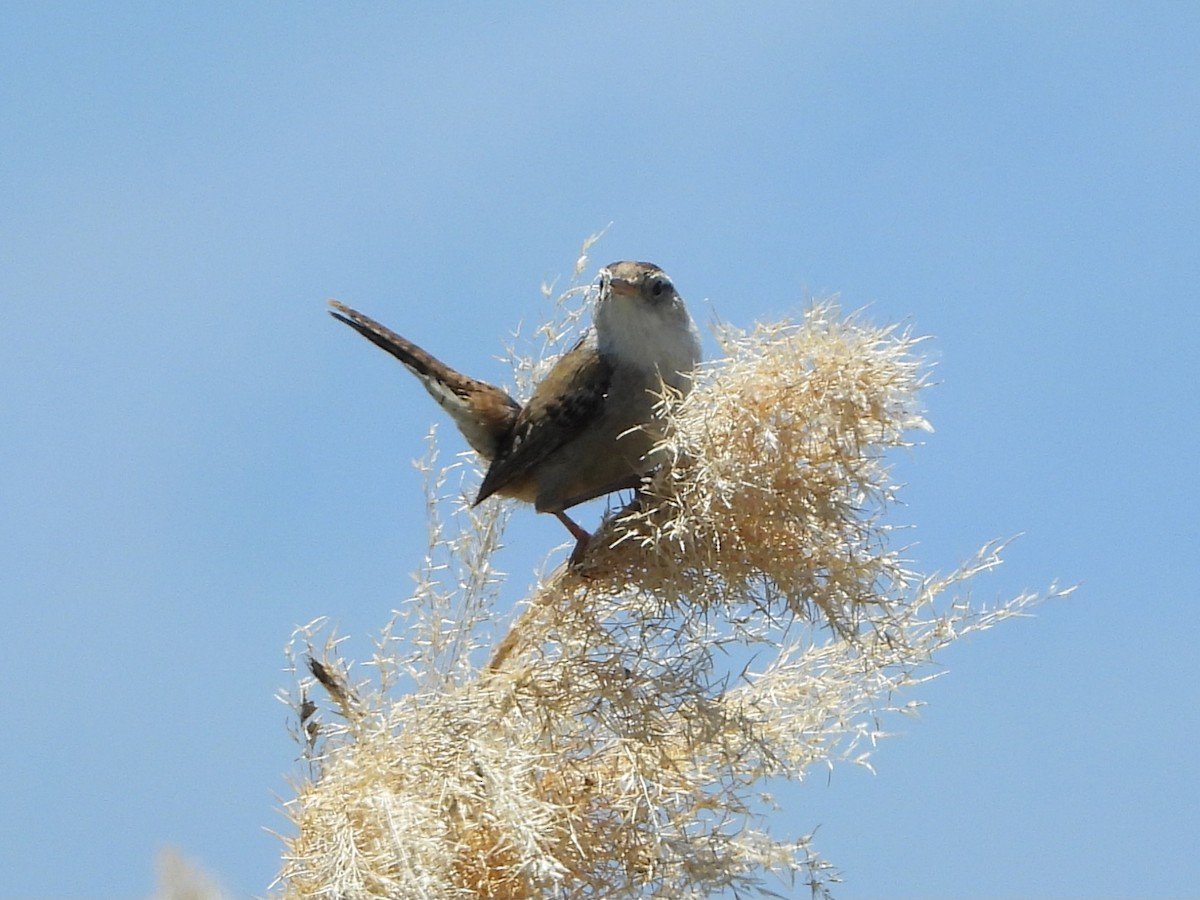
329,300,520,459
475,338,613,504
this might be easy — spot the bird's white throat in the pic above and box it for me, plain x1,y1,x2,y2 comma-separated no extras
595,294,702,392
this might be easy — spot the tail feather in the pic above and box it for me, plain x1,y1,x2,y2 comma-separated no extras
328,300,520,459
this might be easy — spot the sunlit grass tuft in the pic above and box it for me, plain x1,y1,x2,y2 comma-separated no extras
276,241,1070,899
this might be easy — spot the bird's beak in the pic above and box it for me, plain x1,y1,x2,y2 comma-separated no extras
607,277,638,298
597,267,637,299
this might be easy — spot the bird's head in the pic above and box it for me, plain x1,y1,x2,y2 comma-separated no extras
594,261,702,392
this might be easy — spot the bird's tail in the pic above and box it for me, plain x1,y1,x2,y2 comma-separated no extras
328,300,521,460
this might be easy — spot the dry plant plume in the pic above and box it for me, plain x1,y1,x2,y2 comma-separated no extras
156,848,232,900
277,243,1070,899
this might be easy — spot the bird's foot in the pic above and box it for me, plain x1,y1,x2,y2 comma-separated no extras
555,511,593,567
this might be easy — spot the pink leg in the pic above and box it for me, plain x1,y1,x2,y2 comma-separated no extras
554,511,592,565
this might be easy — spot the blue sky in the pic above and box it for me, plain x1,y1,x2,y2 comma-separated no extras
3,4,1197,898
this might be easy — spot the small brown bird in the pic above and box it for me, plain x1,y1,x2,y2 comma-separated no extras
329,261,702,563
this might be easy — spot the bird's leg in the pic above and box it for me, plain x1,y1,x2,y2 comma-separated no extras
554,511,593,565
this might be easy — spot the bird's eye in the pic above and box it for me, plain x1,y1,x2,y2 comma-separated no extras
648,276,669,298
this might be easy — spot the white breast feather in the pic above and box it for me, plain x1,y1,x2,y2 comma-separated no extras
596,298,702,392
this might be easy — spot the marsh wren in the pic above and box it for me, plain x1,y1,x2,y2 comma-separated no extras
329,261,702,563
